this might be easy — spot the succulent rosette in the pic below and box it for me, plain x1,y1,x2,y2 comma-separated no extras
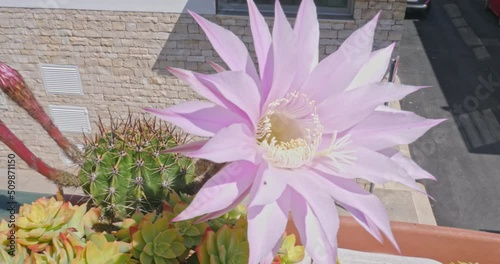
146,0,443,263
196,225,249,264
131,216,186,264
30,232,85,264
73,233,132,264
16,197,100,251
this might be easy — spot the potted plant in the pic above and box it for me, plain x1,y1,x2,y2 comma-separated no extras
1,0,499,263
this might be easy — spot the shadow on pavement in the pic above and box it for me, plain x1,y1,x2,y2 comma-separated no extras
409,0,500,155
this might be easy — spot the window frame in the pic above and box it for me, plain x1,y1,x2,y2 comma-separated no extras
216,0,354,19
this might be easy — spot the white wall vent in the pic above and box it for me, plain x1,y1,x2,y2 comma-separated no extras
41,64,83,95
49,105,91,133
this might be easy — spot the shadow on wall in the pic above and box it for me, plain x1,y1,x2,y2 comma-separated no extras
152,0,233,76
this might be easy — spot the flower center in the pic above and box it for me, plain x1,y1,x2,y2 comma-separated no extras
257,92,322,168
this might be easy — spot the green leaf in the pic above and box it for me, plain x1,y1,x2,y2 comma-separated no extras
161,229,179,244
132,231,146,248
170,241,186,256
205,230,218,256
186,225,202,236
143,242,154,256
154,242,173,258
286,246,305,263
140,252,154,264
209,255,220,264
281,234,296,251
184,236,195,249
154,255,167,264
216,226,231,249
219,244,227,264
142,223,156,243
154,217,170,232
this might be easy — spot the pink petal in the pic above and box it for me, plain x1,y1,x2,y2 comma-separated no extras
263,0,298,105
300,12,380,103
289,0,319,91
337,147,425,193
347,43,395,91
286,174,339,253
194,188,250,223
379,148,436,181
261,239,283,264
207,61,226,73
247,0,272,80
290,191,336,264
189,11,260,84
195,71,261,125
248,162,289,206
163,140,208,154
247,190,290,264
179,123,258,163
173,161,257,221
312,172,399,252
167,67,237,109
144,101,244,137
318,83,426,133
348,107,446,150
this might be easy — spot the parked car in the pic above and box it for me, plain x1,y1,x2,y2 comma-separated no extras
485,0,500,25
406,0,431,17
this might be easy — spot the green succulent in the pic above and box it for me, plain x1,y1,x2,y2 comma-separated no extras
73,233,132,264
163,193,209,249
113,211,157,243
131,215,186,264
0,243,28,264
79,115,197,220
164,203,208,249
206,209,248,232
0,219,13,250
196,225,249,264
275,234,305,264
15,197,100,251
30,232,85,264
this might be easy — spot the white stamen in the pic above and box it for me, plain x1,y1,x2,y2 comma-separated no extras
257,92,322,168
317,131,356,172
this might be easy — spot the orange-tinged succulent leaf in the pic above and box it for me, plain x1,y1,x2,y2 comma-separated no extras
16,197,98,251
73,233,132,264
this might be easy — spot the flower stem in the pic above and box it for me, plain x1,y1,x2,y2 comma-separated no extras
0,120,79,186
0,62,82,163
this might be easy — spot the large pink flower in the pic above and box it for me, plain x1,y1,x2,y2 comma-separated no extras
146,1,443,263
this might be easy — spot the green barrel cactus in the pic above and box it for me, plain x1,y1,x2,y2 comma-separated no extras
131,215,186,264
196,225,249,264
79,115,196,219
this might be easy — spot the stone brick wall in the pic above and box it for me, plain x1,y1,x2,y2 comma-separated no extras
0,0,406,170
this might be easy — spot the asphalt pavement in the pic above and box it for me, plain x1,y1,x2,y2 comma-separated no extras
399,0,500,231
